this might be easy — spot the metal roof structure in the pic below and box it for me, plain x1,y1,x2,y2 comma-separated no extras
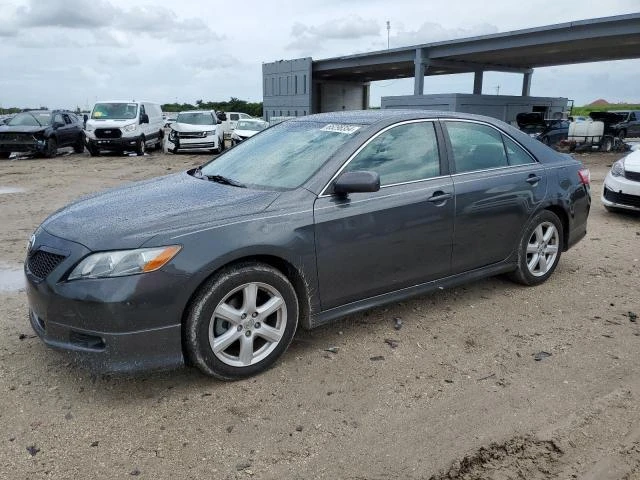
312,13,640,95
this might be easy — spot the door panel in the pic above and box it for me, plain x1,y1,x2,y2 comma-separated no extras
314,179,454,310
450,165,547,273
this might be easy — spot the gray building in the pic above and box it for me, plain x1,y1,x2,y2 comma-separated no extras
262,13,640,123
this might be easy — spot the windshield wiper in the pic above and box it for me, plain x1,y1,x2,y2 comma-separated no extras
205,174,246,188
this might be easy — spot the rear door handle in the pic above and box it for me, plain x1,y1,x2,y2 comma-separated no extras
526,175,542,184
427,191,453,203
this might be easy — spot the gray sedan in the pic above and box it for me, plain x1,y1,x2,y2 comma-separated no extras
25,110,591,379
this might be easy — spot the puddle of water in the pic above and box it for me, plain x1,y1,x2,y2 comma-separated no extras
0,267,25,292
0,186,26,195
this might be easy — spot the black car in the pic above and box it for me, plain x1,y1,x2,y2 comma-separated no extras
589,111,640,140
516,112,569,147
25,110,591,379
0,110,84,158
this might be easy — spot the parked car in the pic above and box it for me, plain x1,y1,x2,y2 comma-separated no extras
0,110,84,158
84,100,164,156
164,114,177,128
516,112,569,147
230,119,269,145
592,110,640,140
219,111,252,139
602,149,640,212
166,110,224,154
24,110,591,379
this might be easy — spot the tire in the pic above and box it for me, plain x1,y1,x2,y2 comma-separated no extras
215,138,224,154
88,144,100,156
44,137,57,158
0,152,10,159
73,134,85,153
154,130,164,151
600,137,613,152
135,136,146,156
618,130,626,142
508,210,563,286
185,262,299,380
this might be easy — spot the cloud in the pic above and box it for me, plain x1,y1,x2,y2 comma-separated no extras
287,15,380,51
97,53,141,67
11,0,220,45
187,55,242,71
19,0,117,29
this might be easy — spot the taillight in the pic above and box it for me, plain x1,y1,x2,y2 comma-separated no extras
578,168,590,185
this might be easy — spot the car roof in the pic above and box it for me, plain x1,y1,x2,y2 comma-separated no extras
292,109,510,127
178,110,216,114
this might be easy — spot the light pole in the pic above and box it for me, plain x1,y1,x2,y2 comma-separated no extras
386,21,390,49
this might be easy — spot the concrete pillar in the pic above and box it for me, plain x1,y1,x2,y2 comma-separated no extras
522,71,532,96
473,70,483,94
414,48,425,95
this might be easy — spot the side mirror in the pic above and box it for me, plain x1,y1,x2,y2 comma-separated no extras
140,113,149,124
333,171,380,195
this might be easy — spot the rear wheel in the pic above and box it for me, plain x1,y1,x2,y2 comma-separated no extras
44,137,57,158
73,134,85,153
136,136,146,156
508,210,563,286
185,262,299,380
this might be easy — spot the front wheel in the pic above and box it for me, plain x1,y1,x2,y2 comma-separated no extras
185,262,299,380
44,137,57,158
73,134,85,153
508,210,563,286
135,136,146,156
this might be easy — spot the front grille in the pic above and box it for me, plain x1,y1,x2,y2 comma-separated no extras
179,131,207,139
27,250,67,279
604,187,640,208
95,128,122,139
624,170,640,182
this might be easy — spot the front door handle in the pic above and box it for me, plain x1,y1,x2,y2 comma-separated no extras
427,191,453,203
526,175,542,184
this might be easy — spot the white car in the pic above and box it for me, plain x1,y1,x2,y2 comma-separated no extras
166,110,224,154
230,119,269,146
602,149,640,212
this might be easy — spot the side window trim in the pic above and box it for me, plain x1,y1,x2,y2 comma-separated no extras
441,119,538,174
319,119,444,197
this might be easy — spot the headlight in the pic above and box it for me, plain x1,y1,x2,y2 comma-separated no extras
84,125,94,132
611,159,625,177
68,245,181,280
123,123,137,133
169,129,177,140
203,130,215,136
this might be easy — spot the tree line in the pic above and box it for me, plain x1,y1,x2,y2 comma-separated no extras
161,97,263,117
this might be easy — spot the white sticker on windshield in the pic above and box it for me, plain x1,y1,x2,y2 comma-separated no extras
320,124,361,134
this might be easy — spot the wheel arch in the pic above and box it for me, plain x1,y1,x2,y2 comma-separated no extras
543,205,569,251
180,254,313,361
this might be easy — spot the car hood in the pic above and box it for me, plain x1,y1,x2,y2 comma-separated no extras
171,122,217,133
41,171,280,251
0,125,46,134
235,129,260,137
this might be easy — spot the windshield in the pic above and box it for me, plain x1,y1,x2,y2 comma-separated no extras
8,112,51,127
236,120,268,131
200,121,363,190
176,112,215,125
91,103,138,120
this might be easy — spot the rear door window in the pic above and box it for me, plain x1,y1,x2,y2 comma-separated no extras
445,122,509,173
502,136,535,166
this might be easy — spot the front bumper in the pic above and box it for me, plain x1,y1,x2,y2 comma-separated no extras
0,137,46,154
167,132,218,151
25,229,185,373
86,136,138,151
602,171,640,211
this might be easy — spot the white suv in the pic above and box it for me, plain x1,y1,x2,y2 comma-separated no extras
166,110,224,154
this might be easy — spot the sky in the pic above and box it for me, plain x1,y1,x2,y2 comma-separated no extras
0,0,638,111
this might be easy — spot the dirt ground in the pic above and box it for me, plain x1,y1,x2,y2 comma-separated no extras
0,146,639,480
